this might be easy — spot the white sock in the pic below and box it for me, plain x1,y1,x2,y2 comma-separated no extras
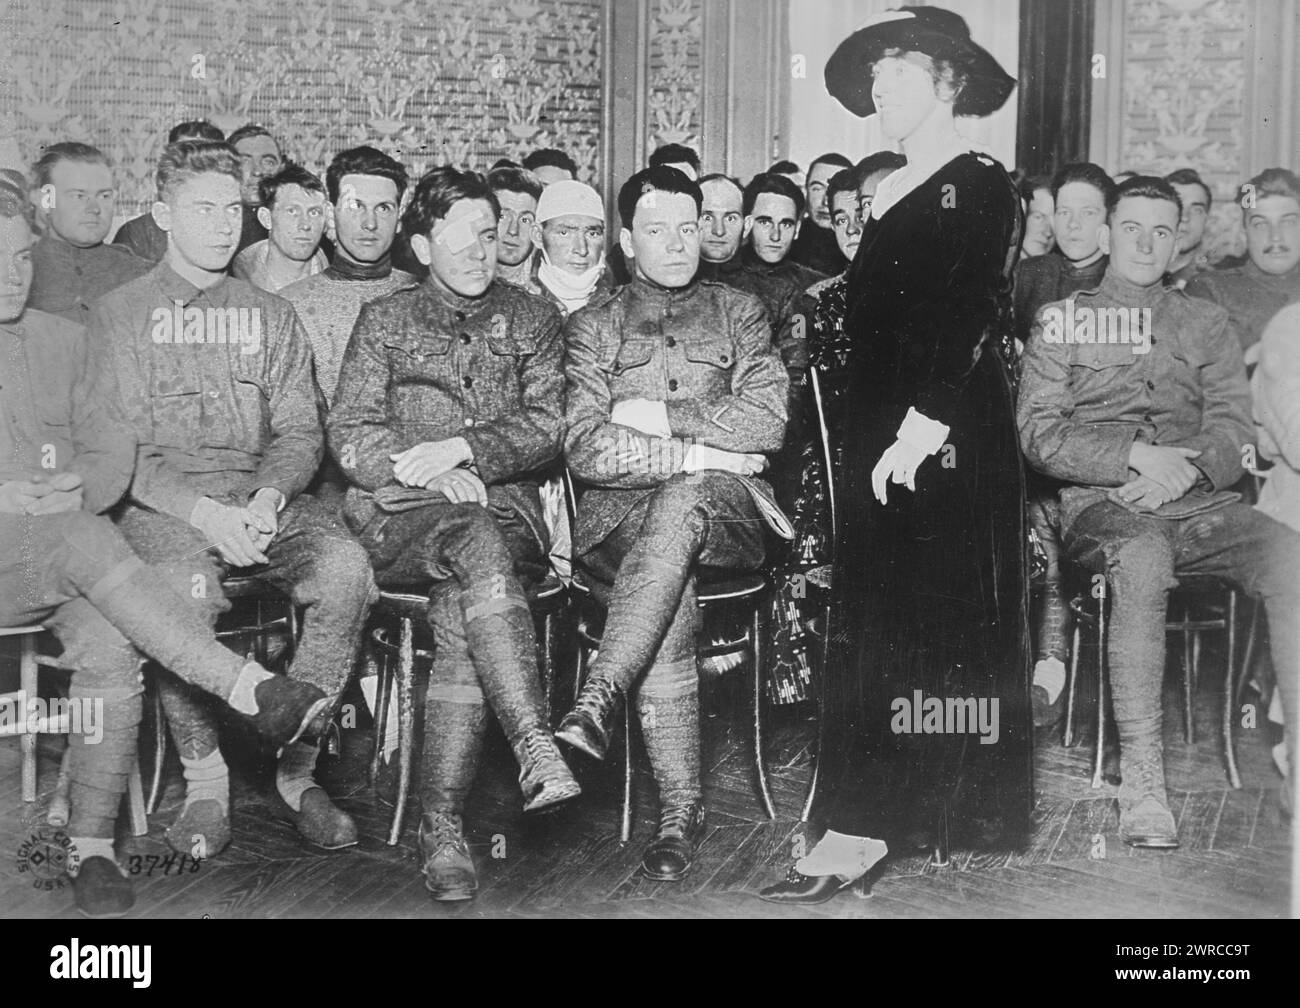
67,837,120,876
181,749,230,813
795,831,888,878
228,661,275,716
1033,656,1067,704
276,741,320,812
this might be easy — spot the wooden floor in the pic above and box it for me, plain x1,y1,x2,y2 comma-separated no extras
1,655,1291,919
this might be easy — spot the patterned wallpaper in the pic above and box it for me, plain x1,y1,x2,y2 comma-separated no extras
1117,0,1249,259
1,0,605,215
645,0,703,151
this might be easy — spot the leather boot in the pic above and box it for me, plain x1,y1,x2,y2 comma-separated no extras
556,675,623,760
641,799,706,881
72,857,135,919
418,811,477,901
511,728,581,812
1118,743,1179,848
247,675,333,749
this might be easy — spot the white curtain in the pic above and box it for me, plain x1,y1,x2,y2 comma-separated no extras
788,0,1021,171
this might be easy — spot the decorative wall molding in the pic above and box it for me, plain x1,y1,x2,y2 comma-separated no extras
1090,0,1300,260
1,0,605,215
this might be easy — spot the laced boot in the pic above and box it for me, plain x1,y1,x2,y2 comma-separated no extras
512,728,581,812
555,675,623,760
417,811,477,901
1118,743,1179,849
247,674,334,749
640,799,706,881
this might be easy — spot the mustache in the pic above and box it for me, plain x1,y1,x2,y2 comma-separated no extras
1264,244,1292,254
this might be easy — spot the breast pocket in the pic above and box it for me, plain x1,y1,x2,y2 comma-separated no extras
682,338,736,372
212,374,271,449
486,330,539,359
384,337,452,382
148,373,203,450
600,339,654,377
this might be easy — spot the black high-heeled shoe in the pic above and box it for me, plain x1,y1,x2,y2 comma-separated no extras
757,866,873,904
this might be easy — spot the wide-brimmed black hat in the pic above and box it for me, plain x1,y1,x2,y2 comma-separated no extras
824,6,1016,119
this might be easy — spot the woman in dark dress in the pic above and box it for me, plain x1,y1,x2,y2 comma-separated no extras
761,6,1032,904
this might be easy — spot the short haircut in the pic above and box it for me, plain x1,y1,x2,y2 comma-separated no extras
617,165,702,229
326,146,409,204
491,158,521,170
1108,175,1182,220
521,148,578,177
1239,167,1300,209
1018,173,1053,203
1164,167,1212,209
767,160,800,175
808,152,853,176
1051,162,1116,207
649,143,700,175
742,172,805,218
258,161,327,209
0,169,33,226
401,166,500,239
697,172,744,200
155,140,242,203
32,142,110,189
168,120,224,144
826,167,861,209
855,151,906,180
226,124,277,150
488,165,543,203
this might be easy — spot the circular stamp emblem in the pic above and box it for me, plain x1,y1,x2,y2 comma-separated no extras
16,825,80,891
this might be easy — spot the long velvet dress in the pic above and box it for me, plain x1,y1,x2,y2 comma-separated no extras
811,152,1033,851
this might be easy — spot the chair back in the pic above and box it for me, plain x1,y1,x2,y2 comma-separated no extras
809,366,837,545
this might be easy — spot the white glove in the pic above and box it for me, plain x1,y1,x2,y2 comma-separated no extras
611,398,671,438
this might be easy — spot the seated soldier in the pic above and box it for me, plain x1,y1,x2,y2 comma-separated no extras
1019,176,1300,843
1012,162,1116,728
327,166,579,902
93,140,377,860
231,162,329,293
695,173,747,283
516,180,614,315
725,172,826,380
0,171,330,918
28,143,151,325
558,165,788,881
115,120,226,263
281,146,418,404
1163,167,1214,289
1186,168,1300,365
486,165,542,289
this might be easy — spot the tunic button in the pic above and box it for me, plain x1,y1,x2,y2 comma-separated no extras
1145,380,1155,390
668,379,679,392
666,337,677,348
460,333,471,344
455,311,467,321
463,376,473,389
719,353,728,363
208,391,219,399
463,418,475,428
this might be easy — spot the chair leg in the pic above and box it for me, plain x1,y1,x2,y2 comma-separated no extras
387,616,416,847
48,744,73,827
620,702,633,844
126,763,148,837
541,611,556,726
573,616,588,706
147,683,166,815
800,603,830,823
1064,623,1082,748
370,639,393,786
1182,603,1195,744
1235,602,1262,710
931,801,950,868
19,633,37,803
1224,590,1242,789
751,606,776,821
1092,592,1107,790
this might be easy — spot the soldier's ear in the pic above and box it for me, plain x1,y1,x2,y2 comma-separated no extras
410,232,433,267
619,226,635,261
152,201,172,234
1098,223,1111,256
256,206,273,232
742,218,753,241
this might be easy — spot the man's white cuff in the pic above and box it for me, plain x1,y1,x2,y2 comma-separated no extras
896,407,950,457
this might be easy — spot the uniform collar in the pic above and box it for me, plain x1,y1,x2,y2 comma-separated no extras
1098,268,1166,308
150,259,230,308
416,276,500,316
628,270,700,306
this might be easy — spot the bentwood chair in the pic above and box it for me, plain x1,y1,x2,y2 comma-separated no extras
144,576,300,813
1065,570,1258,790
367,577,567,846
562,468,776,844
1,625,148,836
